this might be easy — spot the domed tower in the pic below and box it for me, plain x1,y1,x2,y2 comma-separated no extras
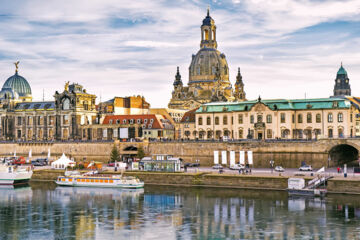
333,63,351,97
168,9,235,110
0,61,32,103
234,67,246,101
173,66,183,88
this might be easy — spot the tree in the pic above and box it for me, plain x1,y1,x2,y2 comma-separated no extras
136,146,145,160
110,145,120,162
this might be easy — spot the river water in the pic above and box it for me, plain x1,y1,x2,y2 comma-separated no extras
0,183,359,240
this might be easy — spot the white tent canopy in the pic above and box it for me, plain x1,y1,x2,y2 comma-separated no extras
51,153,75,169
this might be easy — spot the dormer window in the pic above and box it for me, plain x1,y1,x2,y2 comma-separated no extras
137,119,141,124
130,119,134,124
109,120,113,124
150,119,154,123
144,119,148,124
123,119,127,124
116,119,120,124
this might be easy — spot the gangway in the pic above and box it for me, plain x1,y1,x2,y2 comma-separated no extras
306,176,333,189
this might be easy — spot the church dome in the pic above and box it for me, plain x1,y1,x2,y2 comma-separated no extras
2,72,32,96
189,48,229,83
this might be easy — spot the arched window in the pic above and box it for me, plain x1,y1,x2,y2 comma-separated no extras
328,113,333,123
257,115,263,123
198,117,203,125
266,115,272,123
316,114,321,123
238,129,243,139
307,113,312,123
223,116,228,125
206,117,211,125
204,29,209,40
298,114,303,123
215,117,219,125
338,113,343,122
62,98,70,110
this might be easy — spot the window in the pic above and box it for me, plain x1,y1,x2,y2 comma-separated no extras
266,115,272,123
137,119,141,124
238,114,243,124
207,117,211,125
130,119,134,124
292,114,295,124
215,117,219,125
223,116,228,125
280,113,285,123
238,129,243,139
109,120,113,124
351,114,353,122
250,115,254,124
17,117,22,125
198,117,203,125
338,113,343,122
338,128,344,138
62,98,70,110
307,113,312,123
123,119,127,124
328,113,333,123
116,119,120,124
257,115,263,123
267,129,272,139
144,119,148,124
328,129,333,138
316,114,321,123
63,115,69,124
298,114,303,123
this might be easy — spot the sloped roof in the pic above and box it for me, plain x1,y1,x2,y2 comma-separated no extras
14,101,55,111
102,114,170,129
196,98,351,113
181,108,198,123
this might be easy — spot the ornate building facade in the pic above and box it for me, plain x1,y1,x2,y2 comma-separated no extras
168,10,246,110
0,63,97,141
181,97,358,140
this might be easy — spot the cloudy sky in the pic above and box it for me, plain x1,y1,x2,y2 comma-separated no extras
0,0,359,107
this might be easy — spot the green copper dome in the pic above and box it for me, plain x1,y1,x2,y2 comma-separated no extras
337,64,347,75
2,72,32,96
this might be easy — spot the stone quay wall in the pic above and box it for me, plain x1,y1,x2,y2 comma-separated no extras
1,138,360,168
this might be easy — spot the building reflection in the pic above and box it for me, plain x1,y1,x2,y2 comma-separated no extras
0,185,360,239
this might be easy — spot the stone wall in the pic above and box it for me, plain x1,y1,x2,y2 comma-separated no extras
2,138,360,167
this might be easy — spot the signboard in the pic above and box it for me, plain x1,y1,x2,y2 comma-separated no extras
119,128,129,139
248,151,253,165
230,151,235,166
239,151,245,165
132,162,139,170
214,151,219,164
221,151,227,165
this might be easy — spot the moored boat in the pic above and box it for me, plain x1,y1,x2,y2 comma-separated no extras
55,174,144,189
0,164,33,185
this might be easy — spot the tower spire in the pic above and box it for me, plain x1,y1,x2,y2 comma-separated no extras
207,5,210,16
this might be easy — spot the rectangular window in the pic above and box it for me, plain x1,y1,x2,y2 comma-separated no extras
17,117,22,125
238,114,243,124
292,114,295,124
328,129,333,138
280,113,285,123
63,115,69,124
351,114,353,122
250,115,254,124
328,113,333,123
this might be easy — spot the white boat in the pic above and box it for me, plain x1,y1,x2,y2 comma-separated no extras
55,174,144,189
0,164,33,185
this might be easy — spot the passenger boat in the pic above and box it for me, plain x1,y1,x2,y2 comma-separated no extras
0,164,33,185
55,173,144,189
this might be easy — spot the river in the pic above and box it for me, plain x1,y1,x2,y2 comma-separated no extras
0,183,359,239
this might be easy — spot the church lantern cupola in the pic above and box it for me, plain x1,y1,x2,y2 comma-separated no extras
333,63,351,97
200,8,217,49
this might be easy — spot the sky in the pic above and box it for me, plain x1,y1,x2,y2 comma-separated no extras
0,0,359,107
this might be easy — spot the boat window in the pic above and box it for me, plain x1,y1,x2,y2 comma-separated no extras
95,179,99,182
69,178,73,182
86,179,90,182
100,180,104,183
105,180,109,183
81,179,85,182
109,180,114,183
91,179,94,182
77,179,80,182
62,178,66,182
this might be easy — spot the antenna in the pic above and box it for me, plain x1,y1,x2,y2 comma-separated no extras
42,89,45,101
305,92,307,99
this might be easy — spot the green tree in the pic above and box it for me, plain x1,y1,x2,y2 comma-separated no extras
110,145,121,162
136,146,145,159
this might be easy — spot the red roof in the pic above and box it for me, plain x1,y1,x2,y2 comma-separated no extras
103,114,165,129
180,108,198,123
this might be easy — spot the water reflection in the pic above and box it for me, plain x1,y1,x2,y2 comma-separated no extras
0,184,359,239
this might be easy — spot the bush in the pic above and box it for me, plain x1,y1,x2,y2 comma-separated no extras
137,146,145,159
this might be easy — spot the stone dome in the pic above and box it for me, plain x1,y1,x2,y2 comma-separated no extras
2,72,32,96
188,48,229,83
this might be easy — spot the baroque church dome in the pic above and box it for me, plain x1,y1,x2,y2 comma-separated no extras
189,48,228,83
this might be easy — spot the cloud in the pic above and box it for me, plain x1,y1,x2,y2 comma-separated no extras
0,0,359,107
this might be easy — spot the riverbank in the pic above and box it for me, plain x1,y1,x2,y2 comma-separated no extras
31,169,360,194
